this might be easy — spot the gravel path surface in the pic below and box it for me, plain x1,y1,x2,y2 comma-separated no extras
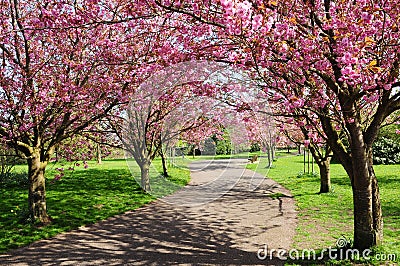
0,159,297,266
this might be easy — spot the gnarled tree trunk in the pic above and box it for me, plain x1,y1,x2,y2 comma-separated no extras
27,152,51,224
371,171,383,245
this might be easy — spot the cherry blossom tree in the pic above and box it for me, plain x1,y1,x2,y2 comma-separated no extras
154,0,400,249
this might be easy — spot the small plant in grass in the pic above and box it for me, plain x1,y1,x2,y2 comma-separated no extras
296,171,319,178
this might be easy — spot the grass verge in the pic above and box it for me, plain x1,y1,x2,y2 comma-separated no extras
0,158,190,254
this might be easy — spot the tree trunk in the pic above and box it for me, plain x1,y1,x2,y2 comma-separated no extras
368,150,383,246
266,145,272,168
371,172,383,245
351,157,383,250
267,146,272,167
160,150,169,177
27,154,51,225
96,143,102,164
139,162,151,192
319,106,383,250
271,144,276,161
319,158,331,193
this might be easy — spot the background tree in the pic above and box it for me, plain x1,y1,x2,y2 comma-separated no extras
212,128,233,155
373,115,400,164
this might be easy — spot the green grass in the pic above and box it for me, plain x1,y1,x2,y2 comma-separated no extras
0,158,190,254
247,153,400,265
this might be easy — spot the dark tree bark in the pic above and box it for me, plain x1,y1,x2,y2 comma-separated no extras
351,166,383,249
350,124,382,249
318,158,331,193
302,130,332,193
351,148,383,249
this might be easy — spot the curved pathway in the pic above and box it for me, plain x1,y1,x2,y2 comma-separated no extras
0,159,297,265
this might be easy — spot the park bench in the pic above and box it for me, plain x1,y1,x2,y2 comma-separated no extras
248,154,258,163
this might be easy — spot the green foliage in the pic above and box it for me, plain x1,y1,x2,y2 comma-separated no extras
379,123,400,143
212,130,232,155
0,146,24,179
0,159,190,253
249,143,261,152
202,138,216,155
373,137,400,165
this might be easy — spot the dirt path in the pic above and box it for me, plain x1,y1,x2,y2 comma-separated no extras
0,159,297,266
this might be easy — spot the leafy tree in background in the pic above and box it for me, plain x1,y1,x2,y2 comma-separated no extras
373,137,400,165
249,143,260,153
373,120,400,164
212,128,232,155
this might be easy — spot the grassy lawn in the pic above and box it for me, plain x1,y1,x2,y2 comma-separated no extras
247,151,400,265
0,158,190,254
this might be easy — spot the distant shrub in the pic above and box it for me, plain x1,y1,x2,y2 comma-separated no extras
249,143,260,152
0,172,29,188
1,146,23,176
373,137,400,165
